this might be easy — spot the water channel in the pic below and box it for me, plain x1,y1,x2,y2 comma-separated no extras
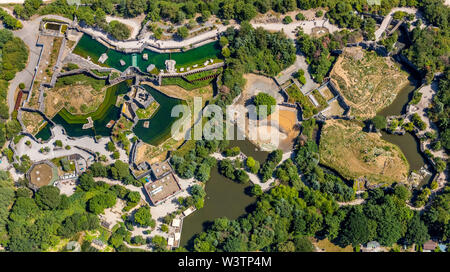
378,75,429,173
73,34,222,72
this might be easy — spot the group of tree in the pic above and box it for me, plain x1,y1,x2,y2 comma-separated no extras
0,29,28,114
429,68,450,152
84,160,144,187
216,22,295,108
178,184,206,210
14,0,43,20
190,169,437,252
0,8,22,30
1,158,152,251
404,26,449,83
259,149,283,182
296,29,343,83
218,158,250,184
171,139,228,182
253,93,277,119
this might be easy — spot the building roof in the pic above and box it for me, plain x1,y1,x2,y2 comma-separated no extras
150,160,172,179
172,218,181,227
144,172,181,205
367,241,380,248
27,161,58,188
423,240,438,251
167,237,174,247
183,207,195,217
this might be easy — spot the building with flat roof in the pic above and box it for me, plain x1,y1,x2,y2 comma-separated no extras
144,172,182,205
150,160,172,179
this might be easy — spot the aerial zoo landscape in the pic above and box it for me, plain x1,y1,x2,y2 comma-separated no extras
0,0,448,259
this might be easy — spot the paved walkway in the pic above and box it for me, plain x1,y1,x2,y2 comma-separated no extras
79,21,236,51
374,7,418,41
276,53,319,92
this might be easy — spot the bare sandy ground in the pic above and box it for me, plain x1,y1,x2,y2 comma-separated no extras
106,15,145,39
241,74,282,104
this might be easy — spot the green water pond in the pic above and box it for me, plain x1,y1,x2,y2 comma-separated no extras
133,84,184,146
35,122,53,141
73,34,222,72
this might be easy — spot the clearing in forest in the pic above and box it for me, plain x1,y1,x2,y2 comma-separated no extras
330,47,409,119
319,119,409,185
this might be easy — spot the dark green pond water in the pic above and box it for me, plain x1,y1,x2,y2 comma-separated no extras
380,132,427,171
378,77,429,172
35,122,53,141
133,85,184,146
378,78,418,117
73,34,222,72
181,137,268,249
52,80,130,138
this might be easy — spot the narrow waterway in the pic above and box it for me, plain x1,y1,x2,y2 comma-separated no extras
180,137,268,249
377,77,429,172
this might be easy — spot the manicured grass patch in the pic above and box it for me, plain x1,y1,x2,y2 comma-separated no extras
91,70,111,77
56,74,106,91
136,101,159,119
161,76,215,90
184,68,222,81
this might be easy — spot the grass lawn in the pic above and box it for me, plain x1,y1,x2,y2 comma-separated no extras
136,101,159,119
162,68,221,91
57,80,131,124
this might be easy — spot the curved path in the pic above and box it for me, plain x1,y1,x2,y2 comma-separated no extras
374,7,418,41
